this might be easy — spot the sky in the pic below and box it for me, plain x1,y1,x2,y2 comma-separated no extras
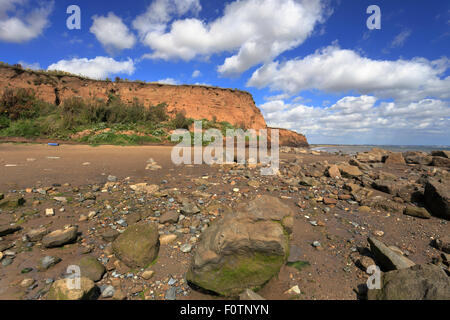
0,0,449,145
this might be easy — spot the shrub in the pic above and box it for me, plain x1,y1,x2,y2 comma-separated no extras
171,111,193,129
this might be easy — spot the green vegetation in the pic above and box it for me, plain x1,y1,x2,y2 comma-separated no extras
0,87,239,146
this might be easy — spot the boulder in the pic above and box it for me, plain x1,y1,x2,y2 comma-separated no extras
432,235,450,254
360,196,405,214
159,211,180,224
337,164,362,178
356,149,385,163
186,195,292,297
432,156,450,168
101,229,120,242
367,264,450,300
384,152,406,165
0,225,21,237
112,223,160,268
326,165,341,179
404,206,431,219
403,151,432,165
47,277,97,300
431,150,450,158
368,237,415,271
26,227,48,242
77,256,106,282
42,226,78,248
424,178,450,219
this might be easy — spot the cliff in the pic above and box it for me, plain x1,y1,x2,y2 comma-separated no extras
0,63,308,146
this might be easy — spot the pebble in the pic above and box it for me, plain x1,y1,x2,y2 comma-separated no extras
180,244,192,253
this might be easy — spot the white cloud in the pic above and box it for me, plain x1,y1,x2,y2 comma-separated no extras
248,45,450,102
391,29,411,48
18,60,40,70
192,70,201,78
47,57,135,79
136,0,326,76
155,77,179,85
90,12,136,54
133,0,201,36
0,0,54,43
261,96,450,144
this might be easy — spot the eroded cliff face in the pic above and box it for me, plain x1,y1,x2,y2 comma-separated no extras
0,64,309,146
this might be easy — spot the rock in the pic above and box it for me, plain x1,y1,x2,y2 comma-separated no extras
180,244,192,253
403,151,432,165
432,236,450,254
141,270,155,280
239,289,266,300
360,196,405,214
368,237,415,271
78,256,106,282
424,178,450,219
107,175,117,182
0,225,21,237
165,287,177,300
180,201,200,215
20,278,35,288
326,165,341,179
299,177,319,187
323,197,337,205
126,212,141,225
39,256,62,270
186,195,292,297
26,227,48,242
432,156,450,168
159,211,180,224
42,226,78,248
356,149,386,163
285,285,301,295
384,153,406,165
160,234,177,245
431,150,450,158
371,180,404,195
101,229,120,242
45,208,55,217
0,196,25,209
337,164,362,178
404,206,431,219
367,264,450,300
130,183,159,194
47,277,97,300
100,285,115,298
112,289,127,300
112,223,160,268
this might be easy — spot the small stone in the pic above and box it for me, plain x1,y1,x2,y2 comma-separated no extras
285,285,301,295
101,285,115,298
180,244,192,253
165,287,177,300
45,208,55,217
20,278,35,288
39,256,62,270
142,270,155,280
160,234,177,245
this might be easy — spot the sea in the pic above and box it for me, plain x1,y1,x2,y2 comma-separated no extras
310,145,450,156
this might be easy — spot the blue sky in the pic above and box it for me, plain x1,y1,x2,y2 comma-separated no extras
0,0,449,145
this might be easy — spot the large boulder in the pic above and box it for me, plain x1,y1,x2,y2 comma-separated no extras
77,256,106,282
403,151,432,165
424,178,450,220
384,152,406,165
431,150,450,158
186,195,292,297
432,156,450,168
47,277,97,300
42,226,78,248
112,223,160,268
368,237,415,271
337,164,363,178
367,264,450,300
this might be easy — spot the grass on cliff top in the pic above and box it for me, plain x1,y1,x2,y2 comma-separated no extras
0,88,239,146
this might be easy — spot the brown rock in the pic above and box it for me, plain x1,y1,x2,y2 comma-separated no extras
337,164,363,178
42,226,78,248
384,152,406,165
424,178,450,220
403,206,431,219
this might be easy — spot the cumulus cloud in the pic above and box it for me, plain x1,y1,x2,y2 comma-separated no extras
192,70,201,78
156,77,179,85
47,57,135,79
133,0,201,36
0,0,54,43
248,45,450,102
90,12,136,54
135,0,326,76
261,96,450,144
